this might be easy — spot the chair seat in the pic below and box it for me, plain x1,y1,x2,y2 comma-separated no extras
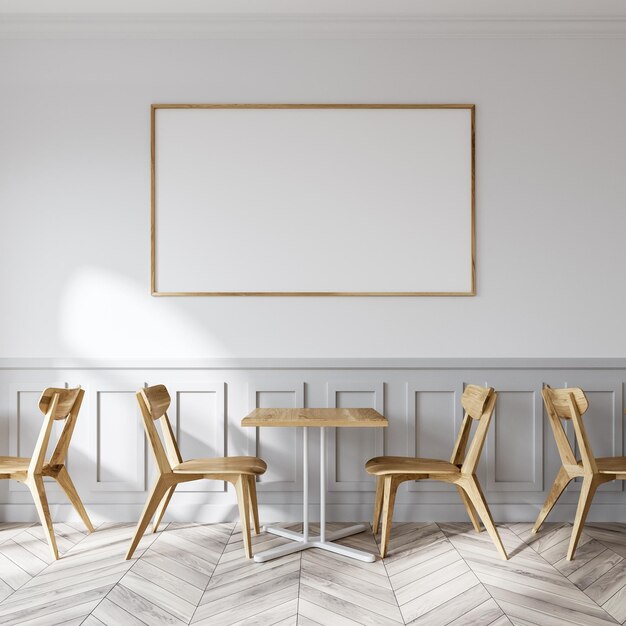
593,457,626,474
173,456,267,476
365,456,460,476
0,456,31,476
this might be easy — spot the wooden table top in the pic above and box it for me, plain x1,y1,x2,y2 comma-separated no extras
241,408,388,428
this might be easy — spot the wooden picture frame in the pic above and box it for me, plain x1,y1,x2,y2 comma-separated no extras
151,104,476,296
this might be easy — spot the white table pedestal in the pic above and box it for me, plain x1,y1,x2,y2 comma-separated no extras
253,427,376,563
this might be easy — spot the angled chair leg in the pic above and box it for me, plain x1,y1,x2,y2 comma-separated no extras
461,476,508,560
54,466,94,533
567,475,601,560
380,476,401,559
126,477,171,560
152,485,176,533
532,466,572,534
235,475,252,559
372,475,384,535
247,475,260,535
26,475,58,560
456,485,482,533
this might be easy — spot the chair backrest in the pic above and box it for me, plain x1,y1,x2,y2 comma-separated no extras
30,387,84,474
450,384,497,475
542,386,596,473
136,384,183,474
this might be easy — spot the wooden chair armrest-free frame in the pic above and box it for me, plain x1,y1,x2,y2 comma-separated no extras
533,386,626,560
0,387,94,560
366,384,508,560
126,384,267,560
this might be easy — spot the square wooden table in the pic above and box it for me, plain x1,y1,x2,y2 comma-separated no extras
241,408,388,563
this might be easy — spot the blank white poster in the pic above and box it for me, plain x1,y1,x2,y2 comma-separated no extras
153,105,474,295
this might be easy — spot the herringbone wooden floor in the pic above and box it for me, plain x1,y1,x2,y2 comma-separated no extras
0,520,625,625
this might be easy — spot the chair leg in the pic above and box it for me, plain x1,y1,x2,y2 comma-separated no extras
456,484,482,533
247,476,260,535
532,466,571,534
567,475,601,561
126,477,171,560
461,476,508,560
26,475,58,560
235,475,252,559
380,476,401,559
372,476,384,535
152,485,176,533
54,466,95,533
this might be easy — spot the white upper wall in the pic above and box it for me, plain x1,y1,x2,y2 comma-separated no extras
1,8,626,358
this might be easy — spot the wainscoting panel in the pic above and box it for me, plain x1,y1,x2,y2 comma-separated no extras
484,375,544,492
166,381,226,493
1,360,625,523
406,379,464,493
90,386,146,493
246,380,305,492
327,382,384,492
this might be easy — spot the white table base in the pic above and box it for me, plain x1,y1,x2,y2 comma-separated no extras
253,427,377,563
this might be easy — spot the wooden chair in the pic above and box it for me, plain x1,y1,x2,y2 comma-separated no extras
0,387,94,559
532,386,626,560
126,384,267,560
366,384,507,560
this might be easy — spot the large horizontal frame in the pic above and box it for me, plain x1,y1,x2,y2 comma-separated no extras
151,103,476,297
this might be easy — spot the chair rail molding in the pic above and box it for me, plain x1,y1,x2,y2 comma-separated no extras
3,13,626,39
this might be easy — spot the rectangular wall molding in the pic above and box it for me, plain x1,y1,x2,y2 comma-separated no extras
1,359,625,522
327,381,384,492
246,380,305,492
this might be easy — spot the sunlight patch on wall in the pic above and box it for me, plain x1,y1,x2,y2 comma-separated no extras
59,266,226,358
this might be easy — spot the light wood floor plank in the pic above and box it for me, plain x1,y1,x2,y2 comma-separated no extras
0,585,111,626
569,549,623,590
298,597,362,626
486,585,618,626
139,549,210,591
0,540,48,576
585,559,626,605
0,524,34,546
116,569,197,623
91,596,147,626
200,558,300,606
194,582,299,626
82,615,106,626
400,570,481,624
0,521,624,626
553,539,607,576
0,551,31,590
384,536,453,577
447,598,506,626
300,569,403,623
302,550,391,588
208,552,300,589
601,584,626,624
390,543,459,591
302,555,398,606
106,583,187,626
230,597,298,626
410,584,494,626
395,558,470,607
131,558,204,605
300,583,400,626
